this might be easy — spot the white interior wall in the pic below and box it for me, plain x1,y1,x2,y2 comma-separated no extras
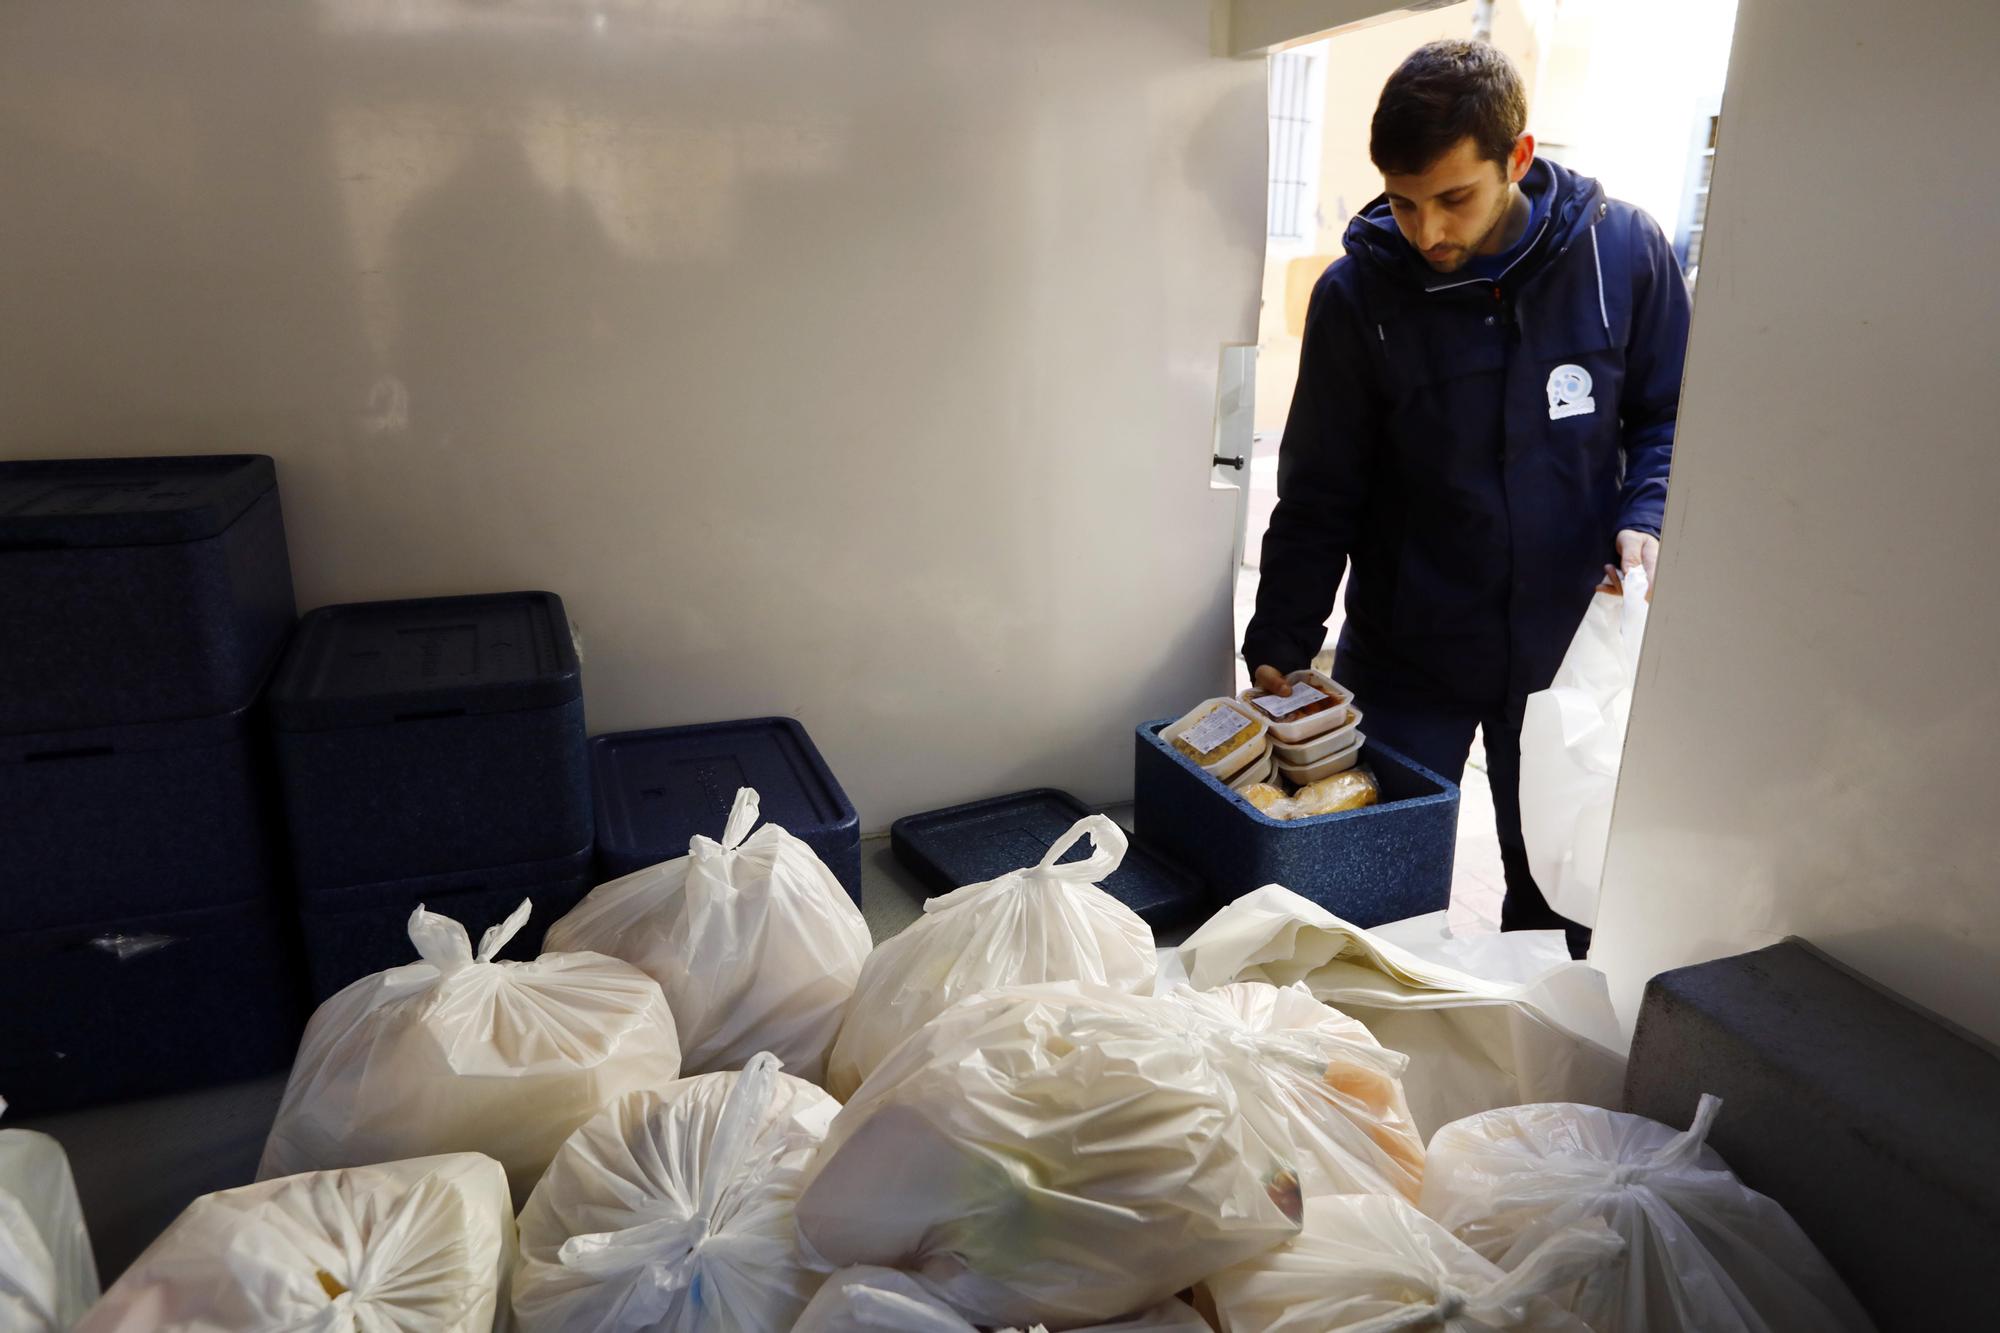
1592,0,2000,1042
0,1,1266,829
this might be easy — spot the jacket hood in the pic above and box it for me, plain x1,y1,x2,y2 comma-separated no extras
1343,157,1607,290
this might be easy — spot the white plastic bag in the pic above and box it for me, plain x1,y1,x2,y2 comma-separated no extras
76,1152,512,1333
1419,1095,1876,1333
1179,885,1624,1137
797,982,1304,1329
824,815,1155,1100
1518,567,1648,928
545,788,871,1086
793,1266,1211,1332
0,1097,99,1332
1158,982,1425,1202
512,1052,841,1333
259,899,683,1207
1202,1194,1619,1333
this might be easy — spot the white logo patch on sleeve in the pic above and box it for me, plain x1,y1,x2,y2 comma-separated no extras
1546,363,1596,420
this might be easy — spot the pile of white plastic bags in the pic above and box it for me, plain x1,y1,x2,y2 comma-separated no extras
45,795,1876,1333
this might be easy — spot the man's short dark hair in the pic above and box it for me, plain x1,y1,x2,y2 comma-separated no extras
1369,40,1527,177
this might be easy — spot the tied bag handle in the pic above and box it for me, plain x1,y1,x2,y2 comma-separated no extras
405,899,533,976
1032,814,1128,883
555,1054,786,1321
689,787,763,862
922,813,1129,915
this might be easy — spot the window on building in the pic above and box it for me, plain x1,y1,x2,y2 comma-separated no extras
1266,46,1325,248
1676,108,1721,280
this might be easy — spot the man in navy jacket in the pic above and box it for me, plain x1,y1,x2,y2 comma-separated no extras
1242,40,1690,956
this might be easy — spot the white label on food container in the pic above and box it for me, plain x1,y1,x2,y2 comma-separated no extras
1252,683,1328,719
1182,706,1252,755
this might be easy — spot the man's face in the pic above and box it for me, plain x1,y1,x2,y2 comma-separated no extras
1383,134,1531,274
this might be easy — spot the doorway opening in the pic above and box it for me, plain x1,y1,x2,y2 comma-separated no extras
1235,0,1739,931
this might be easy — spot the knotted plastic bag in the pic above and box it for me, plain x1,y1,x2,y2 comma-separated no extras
0,1097,99,1333
512,1052,840,1332
546,788,871,1085
1202,1193,1620,1332
1419,1096,1876,1332
1159,982,1425,1201
825,815,1154,1100
75,1153,512,1333
798,982,1303,1329
793,1265,1211,1332
259,899,683,1207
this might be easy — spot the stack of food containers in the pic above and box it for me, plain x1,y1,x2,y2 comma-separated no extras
1240,669,1365,786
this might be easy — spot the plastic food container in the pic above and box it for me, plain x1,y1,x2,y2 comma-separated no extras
1162,698,1268,780
1240,670,1356,745
267,592,590,894
1278,730,1366,784
590,717,860,900
1229,749,1277,793
0,454,297,734
1270,704,1365,766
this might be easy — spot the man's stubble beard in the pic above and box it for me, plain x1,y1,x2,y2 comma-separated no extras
1424,184,1518,274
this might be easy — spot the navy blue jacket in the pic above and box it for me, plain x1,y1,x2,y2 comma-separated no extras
1242,161,1690,707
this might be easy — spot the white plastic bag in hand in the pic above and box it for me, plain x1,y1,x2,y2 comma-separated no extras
797,983,1303,1329
259,899,683,1207
1419,1095,1876,1333
1203,1194,1618,1333
792,1266,1211,1333
1159,982,1426,1202
76,1153,512,1333
1178,886,1624,1137
825,815,1155,1100
0,1097,99,1333
545,788,871,1086
1518,566,1648,928
513,1052,840,1333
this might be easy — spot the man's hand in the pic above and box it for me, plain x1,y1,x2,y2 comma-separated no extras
1251,665,1292,698
1617,529,1659,582
1602,529,1660,597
